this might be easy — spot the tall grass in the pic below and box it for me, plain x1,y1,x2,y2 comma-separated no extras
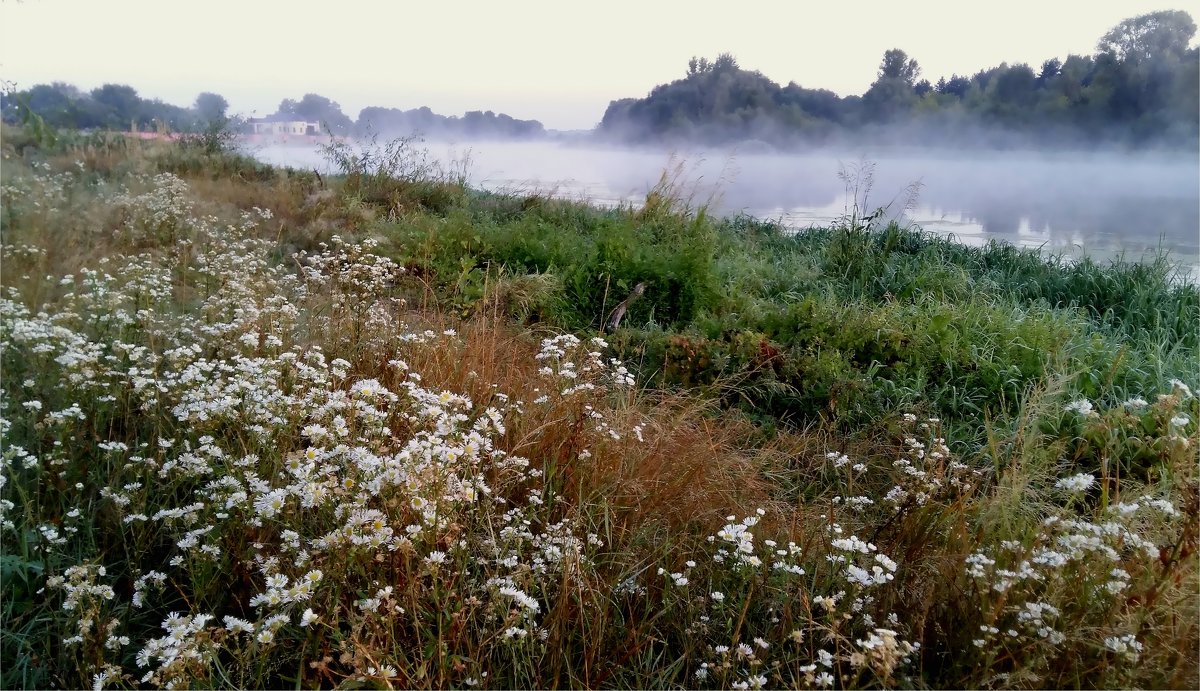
343,143,1197,444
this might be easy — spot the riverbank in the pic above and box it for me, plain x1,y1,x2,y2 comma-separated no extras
249,138,1200,282
2,128,1196,689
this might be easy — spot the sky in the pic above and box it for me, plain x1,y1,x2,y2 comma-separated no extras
1,0,1194,130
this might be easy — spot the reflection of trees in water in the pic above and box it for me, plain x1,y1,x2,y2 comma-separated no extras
953,194,1198,256
596,153,1199,260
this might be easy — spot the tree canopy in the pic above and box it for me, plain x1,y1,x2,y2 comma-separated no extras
1097,9,1196,63
193,92,229,126
599,11,1199,149
2,82,200,131
355,105,544,138
4,9,1195,151
2,86,546,141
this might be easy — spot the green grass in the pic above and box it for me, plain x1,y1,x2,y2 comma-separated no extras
355,157,1196,448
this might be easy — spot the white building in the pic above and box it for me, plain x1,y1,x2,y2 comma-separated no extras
247,119,321,136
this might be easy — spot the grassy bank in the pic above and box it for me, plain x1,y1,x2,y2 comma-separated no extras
367,156,1196,443
1,128,1196,689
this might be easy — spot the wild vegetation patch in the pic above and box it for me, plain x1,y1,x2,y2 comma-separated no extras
1,130,1196,689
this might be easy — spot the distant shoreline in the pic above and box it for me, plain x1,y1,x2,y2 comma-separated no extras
121,130,351,146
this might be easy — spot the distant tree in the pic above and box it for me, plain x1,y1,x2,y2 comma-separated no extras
937,74,971,98
295,94,337,117
878,49,921,86
862,77,918,121
18,83,77,127
140,99,193,131
1089,11,1197,139
356,104,543,138
1056,54,1093,103
1166,46,1200,140
193,92,229,126
599,97,639,133
863,49,922,121
595,13,1200,147
91,83,141,128
992,64,1037,102
712,52,739,73
779,83,844,121
970,66,998,92
979,63,1038,124
275,93,353,134
1037,58,1063,84
1097,10,1197,64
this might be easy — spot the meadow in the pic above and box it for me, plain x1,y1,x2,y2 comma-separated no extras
1,127,1196,689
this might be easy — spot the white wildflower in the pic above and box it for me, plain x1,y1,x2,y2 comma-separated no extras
1055,473,1095,493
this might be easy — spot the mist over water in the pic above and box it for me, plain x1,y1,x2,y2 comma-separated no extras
251,139,1200,277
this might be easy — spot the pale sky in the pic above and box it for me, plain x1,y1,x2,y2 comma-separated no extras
1,0,1193,130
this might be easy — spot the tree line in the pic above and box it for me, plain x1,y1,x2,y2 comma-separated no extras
1,86,545,139
4,10,1194,149
0,82,232,134
268,93,545,138
599,10,1200,149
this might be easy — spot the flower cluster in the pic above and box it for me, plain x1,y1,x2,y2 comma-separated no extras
0,178,629,687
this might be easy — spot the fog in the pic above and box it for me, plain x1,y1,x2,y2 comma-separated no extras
251,138,1200,275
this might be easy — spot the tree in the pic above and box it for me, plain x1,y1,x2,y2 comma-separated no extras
91,83,141,128
878,49,921,86
193,92,229,126
1097,10,1196,64
981,63,1038,124
595,24,1197,147
862,77,918,121
712,52,739,73
1037,58,1063,85
863,49,922,121
937,74,971,98
141,99,193,131
274,93,353,134
779,83,844,121
19,84,76,127
991,64,1037,103
1056,54,1093,103
1088,12,1197,135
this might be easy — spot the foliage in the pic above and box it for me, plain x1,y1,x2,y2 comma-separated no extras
8,9,1194,150
1,82,548,143
599,11,1199,148
365,149,1198,445
273,93,355,134
319,132,470,215
356,106,544,139
2,82,226,134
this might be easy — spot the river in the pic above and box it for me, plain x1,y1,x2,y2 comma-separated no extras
250,139,1200,279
